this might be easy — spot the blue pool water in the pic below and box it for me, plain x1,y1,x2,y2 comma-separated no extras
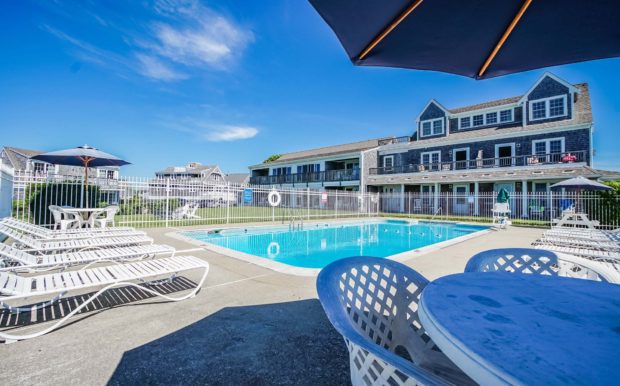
183,220,488,269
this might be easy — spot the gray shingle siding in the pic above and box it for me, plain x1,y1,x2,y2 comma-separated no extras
417,102,448,139
379,128,591,167
419,102,446,121
525,76,572,125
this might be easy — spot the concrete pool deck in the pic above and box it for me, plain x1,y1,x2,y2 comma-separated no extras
0,223,544,385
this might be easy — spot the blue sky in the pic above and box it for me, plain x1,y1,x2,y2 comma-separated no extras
1,0,619,175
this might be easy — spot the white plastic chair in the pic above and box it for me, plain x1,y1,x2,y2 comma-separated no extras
317,256,475,386
49,205,80,230
94,206,118,228
465,248,619,283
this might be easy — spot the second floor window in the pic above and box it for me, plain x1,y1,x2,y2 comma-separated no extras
421,151,440,165
420,118,443,137
383,156,394,169
106,170,115,179
33,162,48,174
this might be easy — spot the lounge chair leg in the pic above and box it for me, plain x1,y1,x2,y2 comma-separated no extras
0,265,208,343
1,292,66,314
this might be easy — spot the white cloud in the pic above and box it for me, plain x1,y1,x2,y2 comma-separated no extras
136,53,187,81
204,126,258,142
146,3,253,69
42,0,253,82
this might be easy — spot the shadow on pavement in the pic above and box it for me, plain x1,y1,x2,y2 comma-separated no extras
108,299,350,385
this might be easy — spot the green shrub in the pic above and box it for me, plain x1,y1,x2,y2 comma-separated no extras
28,183,101,225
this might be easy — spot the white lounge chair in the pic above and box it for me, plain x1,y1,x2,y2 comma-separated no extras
535,235,620,252
0,255,209,343
171,203,191,220
0,242,175,272
0,218,144,240
1,226,153,253
186,203,201,219
533,244,620,261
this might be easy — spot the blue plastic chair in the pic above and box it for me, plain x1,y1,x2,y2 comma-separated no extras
316,256,474,386
465,248,560,275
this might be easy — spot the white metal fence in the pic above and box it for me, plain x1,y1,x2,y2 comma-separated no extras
10,172,379,228
379,191,620,229
7,171,620,230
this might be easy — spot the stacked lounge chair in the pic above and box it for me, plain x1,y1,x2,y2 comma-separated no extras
533,226,620,272
0,217,145,240
0,243,175,272
0,217,210,343
0,226,154,253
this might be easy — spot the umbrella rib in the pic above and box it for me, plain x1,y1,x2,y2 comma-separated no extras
478,0,532,78
358,0,424,61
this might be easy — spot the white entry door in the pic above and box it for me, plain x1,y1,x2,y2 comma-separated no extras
453,184,469,215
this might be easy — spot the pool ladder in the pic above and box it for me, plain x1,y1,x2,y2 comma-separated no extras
289,215,304,231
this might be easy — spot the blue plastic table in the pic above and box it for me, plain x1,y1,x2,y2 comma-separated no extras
418,272,620,386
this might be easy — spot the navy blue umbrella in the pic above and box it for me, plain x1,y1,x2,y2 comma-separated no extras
308,0,620,79
31,145,130,190
550,176,611,191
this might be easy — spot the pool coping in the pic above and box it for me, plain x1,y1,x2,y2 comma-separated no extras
167,217,493,277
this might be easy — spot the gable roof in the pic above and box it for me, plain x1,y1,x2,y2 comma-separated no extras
226,173,250,185
416,99,450,122
156,163,219,176
517,72,579,104
0,146,44,171
449,95,521,114
409,83,591,146
252,137,391,167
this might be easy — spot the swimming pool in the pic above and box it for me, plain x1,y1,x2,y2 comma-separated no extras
180,220,489,271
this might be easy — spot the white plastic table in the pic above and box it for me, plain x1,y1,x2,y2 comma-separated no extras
61,207,105,228
419,272,620,386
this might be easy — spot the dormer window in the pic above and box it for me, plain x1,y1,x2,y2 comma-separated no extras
420,118,443,137
472,114,483,126
499,109,513,122
458,108,512,130
460,117,471,129
529,95,567,121
486,112,498,124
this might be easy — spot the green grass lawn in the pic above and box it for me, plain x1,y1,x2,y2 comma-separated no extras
114,207,369,228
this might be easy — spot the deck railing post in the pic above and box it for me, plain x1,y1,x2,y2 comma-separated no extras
307,188,310,220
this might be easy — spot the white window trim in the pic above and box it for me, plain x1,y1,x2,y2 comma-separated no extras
494,143,516,166
459,116,471,129
458,108,514,130
528,95,568,121
420,118,444,137
453,147,470,169
532,137,565,155
499,108,514,123
485,111,498,125
420,151,441,165
383,155,394,168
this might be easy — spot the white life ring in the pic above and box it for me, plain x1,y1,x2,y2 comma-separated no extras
268,190,281,207
267,242,280,258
